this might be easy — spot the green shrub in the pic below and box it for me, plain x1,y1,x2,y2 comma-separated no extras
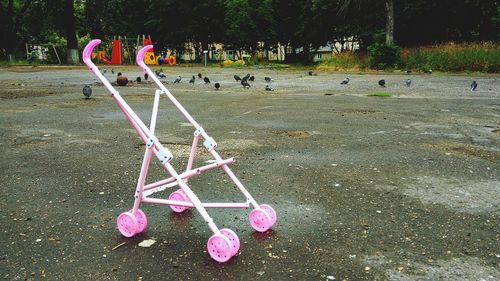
368,43,400,70
400,42,500,72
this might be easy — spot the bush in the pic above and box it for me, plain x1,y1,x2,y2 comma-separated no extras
318,51,369,71
401,42,500,72
368,43,400,69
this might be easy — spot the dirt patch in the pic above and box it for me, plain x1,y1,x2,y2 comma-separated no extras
0,89,55,99
404,176,500,215
425,142,500,162
274,130,311,138
13,137,51,148
386,257,498,280
492,129,500,136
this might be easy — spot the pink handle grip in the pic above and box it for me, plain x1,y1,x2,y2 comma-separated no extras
82,39,101,67
136,45,153,71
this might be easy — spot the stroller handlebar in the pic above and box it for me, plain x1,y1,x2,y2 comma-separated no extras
136,45,154,72
83,39,101,73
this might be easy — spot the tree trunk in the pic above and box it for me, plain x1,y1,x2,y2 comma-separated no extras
64,0,79,64
385,0,394,45
5,0,15,61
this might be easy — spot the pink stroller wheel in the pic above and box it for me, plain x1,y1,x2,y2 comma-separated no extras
116,212,138,237
207,234,234,262
259,204,277,226
168,189,190,213
220,228,240,256
130,209,148,233
249,208,272,232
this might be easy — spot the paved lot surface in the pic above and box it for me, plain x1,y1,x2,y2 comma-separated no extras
1,66,499,280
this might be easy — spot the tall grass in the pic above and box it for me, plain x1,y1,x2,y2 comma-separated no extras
401,42,500,73
318,42,500,73
318,51,369,71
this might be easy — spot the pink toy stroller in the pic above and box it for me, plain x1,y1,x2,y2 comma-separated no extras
82,39,276,262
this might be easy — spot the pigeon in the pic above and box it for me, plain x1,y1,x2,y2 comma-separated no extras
264,76,273,83
405,70,412,74
243,73,250,80
241,79,251,88
378,79,386,87
308,71,317,76
189,75,195,84
340,77,349,85
424,69,433,74
215,82,220,90
111,68,115,74
234,75,242,81
249,75,255,82
144,73,148,80
82,85,92,99
198,73,202,79
470,81,477,91
265,84,273,91
102,69,107,74
203,76,211,84
173,75,182,83
117,72,128,86
405,79,411,87
157,72,166,78
136,76,142,83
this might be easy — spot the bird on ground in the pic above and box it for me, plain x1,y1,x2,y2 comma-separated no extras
424,69,433,74
243,73,251,80
249,75,255,82
173,76,182,83
405,70,412,74
157,72,166,78
198,73,202,79
234,75,242,81
241,79,251,88
308,71,317,76
117,72,129,86
203,76,211,84
82,85,92,99
144,73,148,80
406,79,411,87
265,84,273,91
215,82,220,90
102,69,107,74
340,77,350,85
111,68,115,74
264,76,273,83
136,77,142,83
189,75,195,83
378,79,386,87
470,81,478,91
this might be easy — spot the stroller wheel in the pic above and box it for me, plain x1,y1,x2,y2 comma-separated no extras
220,228,240,256
168,189,190,213
259,204,277,226
116,212,138,237
130,209,148,233
207,234,234,262
249,208,273,232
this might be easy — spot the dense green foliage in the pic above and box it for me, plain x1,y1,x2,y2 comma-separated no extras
1,0,498,65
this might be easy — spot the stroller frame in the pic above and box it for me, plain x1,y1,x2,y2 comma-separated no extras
82,40,276,262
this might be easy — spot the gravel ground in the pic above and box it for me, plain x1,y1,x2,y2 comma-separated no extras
0,65,499,280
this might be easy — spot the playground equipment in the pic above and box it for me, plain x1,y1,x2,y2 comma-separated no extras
82,39,277,263
92,35,163,65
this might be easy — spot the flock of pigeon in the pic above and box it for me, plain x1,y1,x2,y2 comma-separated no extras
82,68,479,99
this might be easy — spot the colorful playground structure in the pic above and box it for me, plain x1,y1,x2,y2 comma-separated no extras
91,35,176,66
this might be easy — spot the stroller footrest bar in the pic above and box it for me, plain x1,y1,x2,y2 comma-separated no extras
143,157,235,192
141,197,251,209
142,181,180,197
157,148,173,164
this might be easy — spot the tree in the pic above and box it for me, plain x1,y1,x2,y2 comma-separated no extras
64,0,79,64
385,0,394,45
